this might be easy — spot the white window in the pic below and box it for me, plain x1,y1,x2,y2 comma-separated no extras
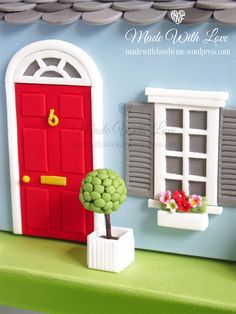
146,88,228,212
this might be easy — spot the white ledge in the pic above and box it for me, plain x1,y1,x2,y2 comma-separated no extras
148,199,223,215
206,206,223,215
145,87,228,108
158,210,209,231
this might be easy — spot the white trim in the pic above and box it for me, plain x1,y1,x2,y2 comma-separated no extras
182,108,190,194
148,198,160,209
165,151,207,159
164,174,207,182
5,40,104,234
205,108,219,206
5,87,22,234
154,104,166,197
146,87,229,108
166,128,207,136
207,206,223,215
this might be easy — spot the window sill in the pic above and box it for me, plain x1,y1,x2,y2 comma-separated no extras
158,210,209,231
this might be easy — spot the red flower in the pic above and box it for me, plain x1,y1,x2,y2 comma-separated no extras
173,191,187,202
178,200,191,213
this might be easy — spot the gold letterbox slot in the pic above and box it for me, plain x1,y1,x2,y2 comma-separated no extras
40,176,67,186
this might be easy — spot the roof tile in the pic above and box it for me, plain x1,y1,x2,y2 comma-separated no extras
179,7,213,24
73,1,111,11
82,8,122,24
214,8,236,25
113,1,153,12
0,2,36,12
153,0,195,10
24,0,57,4
4,9,42,23
196,0,236,10
42,7,81,23
60,0,93,3
35,2,71,11
124,8,166,25
0,0,22,3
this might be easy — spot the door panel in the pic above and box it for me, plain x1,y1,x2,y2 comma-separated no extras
60,129,85,174
15,83,94,242
60,94,84,119
21,93,46,117
25,187,50,230
62,191,86,234
23,128,48,172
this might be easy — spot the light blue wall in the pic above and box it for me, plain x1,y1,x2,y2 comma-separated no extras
0,20,235,261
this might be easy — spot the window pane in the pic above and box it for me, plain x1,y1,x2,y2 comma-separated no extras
189,158,206,177
166,134,182,151
41,71,63,78
166,179,182,192
166,157,183,175
189,181,206,196
190,135,206,153
23,60,40,76
166,109,183,128
43,57,60,66
190,111,207,130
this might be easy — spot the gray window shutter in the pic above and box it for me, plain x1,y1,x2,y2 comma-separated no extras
218,108,236,206
126,103,154,198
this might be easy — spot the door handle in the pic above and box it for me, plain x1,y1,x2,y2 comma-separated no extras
48,109,59,127
22,175,30,184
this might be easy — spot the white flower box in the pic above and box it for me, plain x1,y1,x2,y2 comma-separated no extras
158,210,209,231
87,226,135,273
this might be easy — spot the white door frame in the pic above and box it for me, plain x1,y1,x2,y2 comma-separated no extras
5,40,104,234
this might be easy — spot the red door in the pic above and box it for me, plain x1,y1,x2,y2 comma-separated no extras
15,83,94,242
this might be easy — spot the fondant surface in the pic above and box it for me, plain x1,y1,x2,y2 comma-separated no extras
0,231,235,314
0,21,236,260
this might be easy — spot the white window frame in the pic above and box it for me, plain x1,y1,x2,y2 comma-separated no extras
146,88,229,215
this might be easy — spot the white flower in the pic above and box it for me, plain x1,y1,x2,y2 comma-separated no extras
166,199,178,213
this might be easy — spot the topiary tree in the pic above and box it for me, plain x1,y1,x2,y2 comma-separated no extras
79,169,127,239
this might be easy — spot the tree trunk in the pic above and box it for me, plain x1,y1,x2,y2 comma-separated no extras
105,214,112,239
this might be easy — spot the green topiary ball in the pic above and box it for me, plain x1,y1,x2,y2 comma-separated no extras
79,169,127,215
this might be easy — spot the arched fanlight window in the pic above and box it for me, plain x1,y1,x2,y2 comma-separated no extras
13,50,90,85
24,57,81,79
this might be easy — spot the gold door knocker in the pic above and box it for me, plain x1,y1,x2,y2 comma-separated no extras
22,175,30,184
48,109,59,127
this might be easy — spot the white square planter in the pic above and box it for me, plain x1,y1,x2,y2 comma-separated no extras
87,226,135,273
158,210,209,231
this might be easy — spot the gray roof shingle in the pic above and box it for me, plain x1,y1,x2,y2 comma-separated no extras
35,3,71,12
214,7,236,25
5,9,42,23
73,1,112,12
82,8,122,24
124,8,166,25
42,8,81,23
0,0,235,25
